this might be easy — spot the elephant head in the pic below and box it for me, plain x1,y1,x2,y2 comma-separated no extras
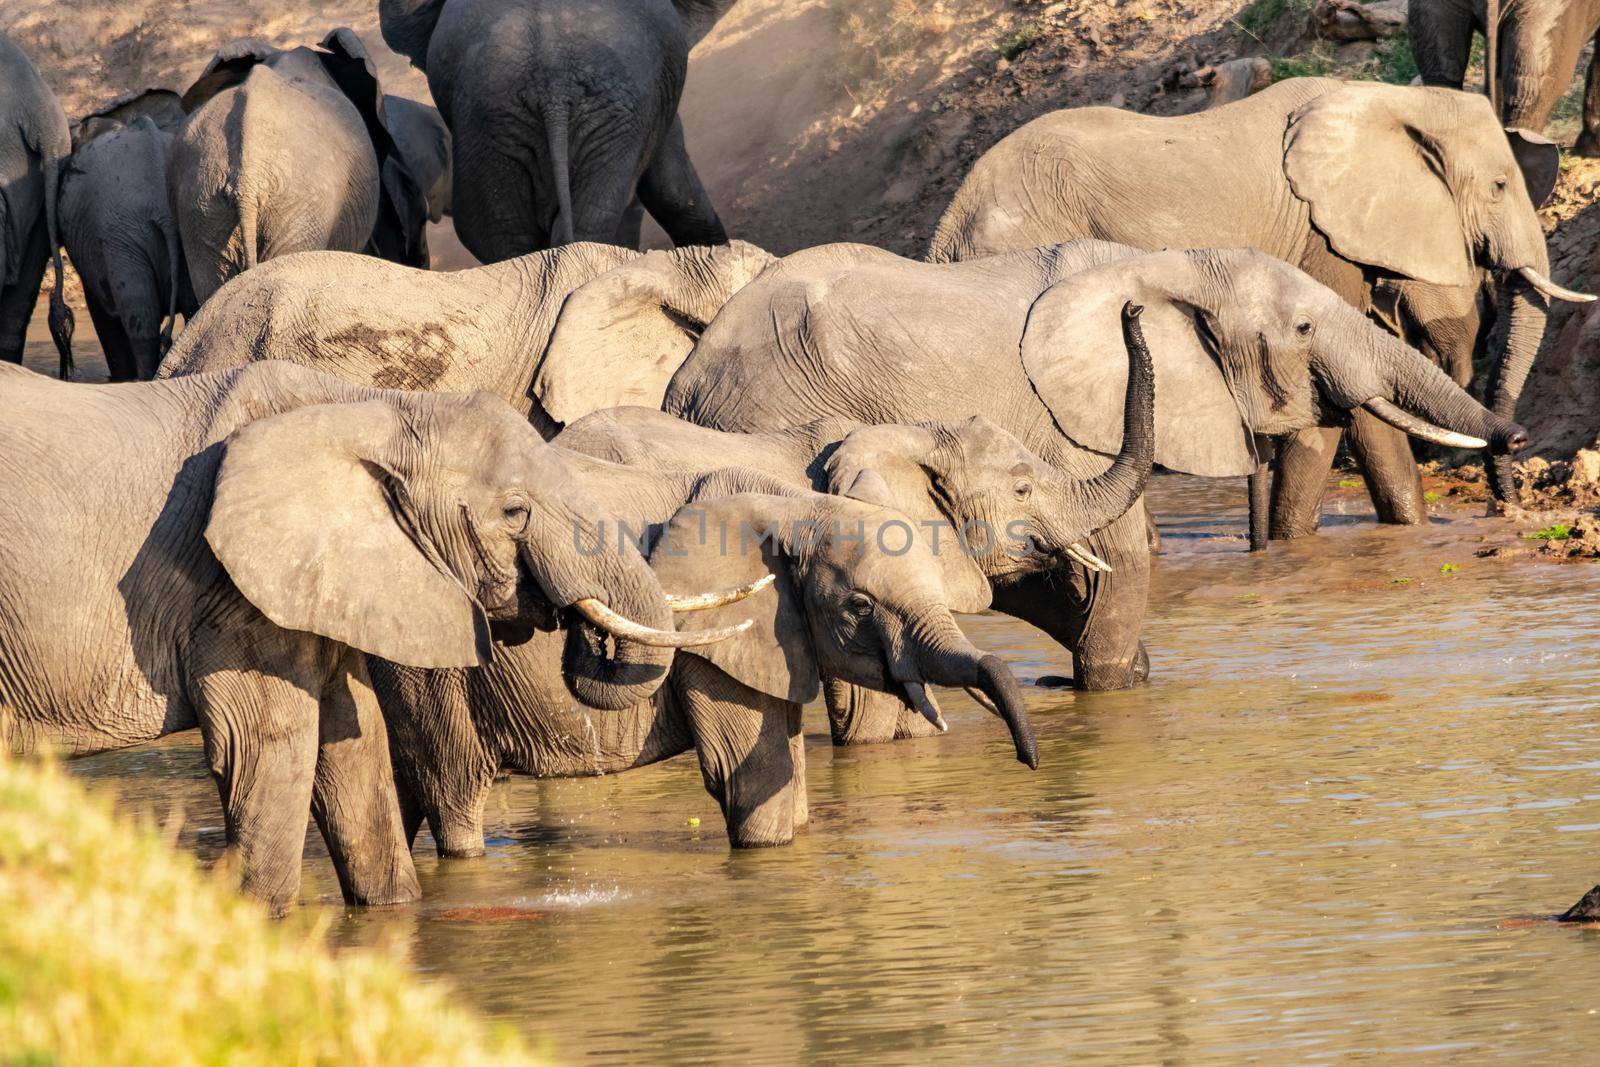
1021,248,1528,476
822,302,1155,590
1280,81,1591,498
72,88,184,150
370,94,452,268
204,390,758,710
531,240,776,429
650,487,1040,770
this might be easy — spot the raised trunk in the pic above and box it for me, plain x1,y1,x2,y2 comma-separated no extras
377,0,448,71
1064,301,1156,536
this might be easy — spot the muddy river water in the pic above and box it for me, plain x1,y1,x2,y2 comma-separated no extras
69,469,1600,1063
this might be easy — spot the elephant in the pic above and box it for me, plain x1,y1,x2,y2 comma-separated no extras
378,0,735,261
0,30,72,375
556,369,1152,745
926,78,1590,527
0,359,752,912
168,30,420,303
1411,0,1600,155
369,94,452,268
379,297,1154,854
155,239,775,436
663,240,1528,691
57,89,196,381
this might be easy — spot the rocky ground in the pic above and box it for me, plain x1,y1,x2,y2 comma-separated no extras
5,0,1600,554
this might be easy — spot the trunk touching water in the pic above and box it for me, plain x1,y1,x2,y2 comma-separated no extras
1484,277,1550,503
902,612,1039,770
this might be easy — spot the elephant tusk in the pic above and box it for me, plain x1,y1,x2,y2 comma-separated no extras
665,573,775,612
901,681,949,733
1361,398,1488,450
1516,266,1597,304
964,685,1001,717
572,598,752,647
1065,542,1113,573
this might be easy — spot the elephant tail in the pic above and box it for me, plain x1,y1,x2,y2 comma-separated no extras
544,100,575,246
42,134,74,380
158,213,183,364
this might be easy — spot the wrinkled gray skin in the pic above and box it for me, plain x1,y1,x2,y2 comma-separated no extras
379,452,1057,856
168,29,414,303
370,94,452,268
0,30,72,375
928,79,1560,525
58,90,196,381
559,398,1151,744
665,242,1527,690
156,239,774,436
0,360,699,913
1412,0,1600,154
378,0,735,260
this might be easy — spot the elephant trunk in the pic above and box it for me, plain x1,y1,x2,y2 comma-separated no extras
902,612,1038,769
378,0,447,71
1484,275,1550,502
1067,301,1156,538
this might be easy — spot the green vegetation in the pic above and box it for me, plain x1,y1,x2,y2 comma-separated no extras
1440,562,1459,574
998,21,1045,62
0,752,539,1067
1337,478,1362,489
1270,47,1337,82
1236,0,1312,40
1373,31,1419,85
1525,523,1574,541
1389,576,1414,585
1423,490,1442,502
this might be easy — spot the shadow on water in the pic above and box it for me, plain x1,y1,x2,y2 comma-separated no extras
70,471,1600,1062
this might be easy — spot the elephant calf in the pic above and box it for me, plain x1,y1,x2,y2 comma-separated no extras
0,361,746,912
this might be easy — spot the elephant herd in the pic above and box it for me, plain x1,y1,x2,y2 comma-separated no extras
0,2,1594,915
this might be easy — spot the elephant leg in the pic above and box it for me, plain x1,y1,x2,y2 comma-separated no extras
637,117,728,248
990,506,1152,691
1408,0,1476,89
1345,409,1426,525
450,140,550,263
1269,427,1341,540
188,623,324,915
613,198,646,250
82,290,136,383
823,677,940,745
789,725,808,829
0,216,49,364
309,653,421,907
366,658,497,859
674,656,803,848
1575,34,1600,157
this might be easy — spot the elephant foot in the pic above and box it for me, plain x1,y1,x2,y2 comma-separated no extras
1574,131,1600,158
1559,885,1600,922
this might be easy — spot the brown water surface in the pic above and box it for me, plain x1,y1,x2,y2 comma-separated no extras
70,471,1600,1063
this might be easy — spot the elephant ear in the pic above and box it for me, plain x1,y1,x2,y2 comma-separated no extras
369,157,432,267
532,241,776,428
1283,84,1476,288
1506,126,1559,208
1020,264,1256,478
378,0,448,72
649,493,819,705
206,400,493,669
318,28,397,164
181,38,279,113
672,0,738,46
824,426,991,613
74,88,184,148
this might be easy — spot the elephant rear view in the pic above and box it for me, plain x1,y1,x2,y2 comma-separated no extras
380,0,734,261
169,30,407,303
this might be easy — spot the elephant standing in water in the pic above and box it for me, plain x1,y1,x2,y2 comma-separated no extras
0,360,747,912
928,79,1588,526
156,240,773,435
0,31,72,374
378,0,734,260
1411,0,1600,154
665,241,1527,690
380,304,1153,855
168,30,421,303
58,90,195,381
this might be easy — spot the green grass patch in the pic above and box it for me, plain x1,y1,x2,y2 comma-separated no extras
1270,48,1337,81
1389,576,1414,585
1237,0,1312,39
1337,478,1362,489
998,21,1044,61
0,752,540,1066
1440,562,1459,574
1423,490,1441,502
1525,523,1574,541
1374,31,1418,85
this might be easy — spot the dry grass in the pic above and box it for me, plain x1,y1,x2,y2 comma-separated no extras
0,751,541,1066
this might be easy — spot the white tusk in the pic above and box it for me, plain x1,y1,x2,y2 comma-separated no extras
1065,542,1113,573
964,685,1001,717
573,598,752,647
1362,398,1487,450
665,573,775,612
901,681,948,732
1517,266,1597,304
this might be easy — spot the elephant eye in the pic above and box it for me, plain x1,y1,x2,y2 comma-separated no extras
1295,321,1313,337
1492,176,1508,198
502,502,530,531
1013,480,1033,500
846,592,874,618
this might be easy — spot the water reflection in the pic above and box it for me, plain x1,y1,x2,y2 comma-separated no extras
72,476,1600,1062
